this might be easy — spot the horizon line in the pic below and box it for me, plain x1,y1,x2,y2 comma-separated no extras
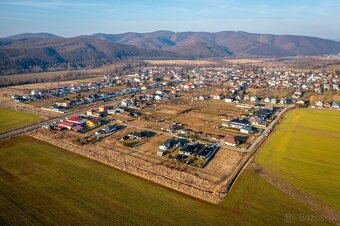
2,30,339,41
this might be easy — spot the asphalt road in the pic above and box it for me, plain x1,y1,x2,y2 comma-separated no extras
226,105,295,193
244,105,295,153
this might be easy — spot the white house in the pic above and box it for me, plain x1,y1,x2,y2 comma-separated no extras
225,96,234,103
154,95,162,101
159,139,174,151
250,96,258,102
315,100,323,107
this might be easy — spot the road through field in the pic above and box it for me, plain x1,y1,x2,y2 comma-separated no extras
226,105,295,193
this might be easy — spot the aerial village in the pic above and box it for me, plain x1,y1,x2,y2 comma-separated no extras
6,64,339,170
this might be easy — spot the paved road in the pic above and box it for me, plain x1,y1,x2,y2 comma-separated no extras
226,105,295,193
246,105,295,152
244,105,295,153
217,105,294,153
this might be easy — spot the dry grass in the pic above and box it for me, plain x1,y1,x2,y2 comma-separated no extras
143,60,217,65
205,147,243,177
246,87,295,99
224,59,264,64
139,95,244,137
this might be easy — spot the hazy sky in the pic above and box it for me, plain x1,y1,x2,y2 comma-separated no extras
0,0,339,39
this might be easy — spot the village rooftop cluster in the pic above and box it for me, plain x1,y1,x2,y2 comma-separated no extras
7,64,339,169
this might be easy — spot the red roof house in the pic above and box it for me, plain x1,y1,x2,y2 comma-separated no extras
58,121,76,130
67,115,87,125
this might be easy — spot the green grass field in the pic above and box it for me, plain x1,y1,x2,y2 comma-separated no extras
0,136,331,225
0,107,41,133
256,109,340,210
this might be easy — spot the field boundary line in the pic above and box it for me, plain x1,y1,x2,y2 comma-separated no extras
226,106,295,195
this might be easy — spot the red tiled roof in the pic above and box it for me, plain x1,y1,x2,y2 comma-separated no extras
58,121,75,128
67,115,83,123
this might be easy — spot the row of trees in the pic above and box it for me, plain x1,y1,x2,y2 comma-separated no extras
0,71,98,87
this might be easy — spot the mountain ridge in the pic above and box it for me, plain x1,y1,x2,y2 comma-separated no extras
4,30,340,57
81,30,340,57
2,31,340,75
0,37,177,75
